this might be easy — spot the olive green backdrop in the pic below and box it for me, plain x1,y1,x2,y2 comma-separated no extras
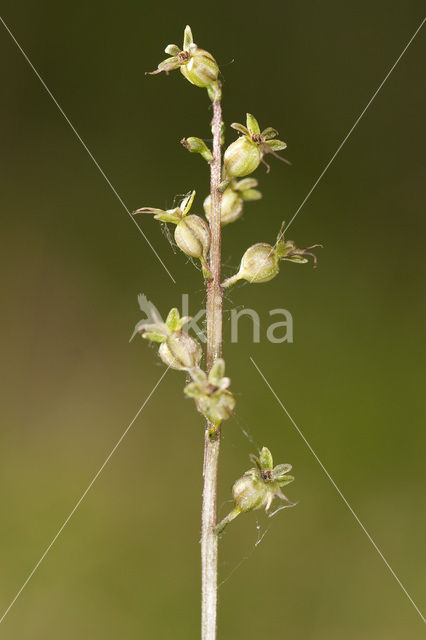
0,1,425,638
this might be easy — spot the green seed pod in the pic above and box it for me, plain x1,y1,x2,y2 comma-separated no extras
232,470,268,513
159,332,202,371
174,215,210,260
224,137,262,178
180,48,219,88
237,243,279,284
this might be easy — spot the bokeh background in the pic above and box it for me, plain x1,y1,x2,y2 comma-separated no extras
1,1,425,638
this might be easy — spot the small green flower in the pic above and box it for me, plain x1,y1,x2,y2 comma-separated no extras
216,447,296,534
203,178,262,226
222,222,321,288
147,25,220,98
133,307,202,371
134,190,212,279
223,113,289,178
184,359,235,428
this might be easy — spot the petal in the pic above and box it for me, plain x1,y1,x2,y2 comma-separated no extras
259,447,273,471
165,44,180,56
153,213,180,223
235,177,258,191
230,122,250,137
183,25,194,51
246,113,260,135
283,256,309,264
241,188,262,201
209,358,226,383
166,307,181,330
272,463,292,480
143,331,167,343
249,453,261,471
184,382,204,398
181,189,196,215
277,475,295,487
146,56,183,75
133,207,165,215
266,139,287,152
261,127,279,140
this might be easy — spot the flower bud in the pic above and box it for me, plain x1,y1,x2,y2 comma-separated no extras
181,137,213,163
159,331,202,370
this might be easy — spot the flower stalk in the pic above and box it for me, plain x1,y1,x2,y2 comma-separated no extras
201,93,223,640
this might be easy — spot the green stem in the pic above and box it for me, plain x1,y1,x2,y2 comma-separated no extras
201,92,223,640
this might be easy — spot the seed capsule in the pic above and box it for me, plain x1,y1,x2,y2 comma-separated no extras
239,243,279,282
174,215,210,260
232,470,267,513
224,137,262,178
222,243,279,288
159,332,202,371
180,48,219,88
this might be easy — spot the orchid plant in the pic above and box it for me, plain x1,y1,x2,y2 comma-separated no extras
134,25,320,640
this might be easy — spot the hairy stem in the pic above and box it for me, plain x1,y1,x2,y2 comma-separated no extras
201,94,223,640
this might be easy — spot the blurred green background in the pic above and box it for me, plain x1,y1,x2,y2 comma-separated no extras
0,1,425,638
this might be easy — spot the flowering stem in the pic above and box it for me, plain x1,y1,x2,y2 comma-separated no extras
201,94,223,640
